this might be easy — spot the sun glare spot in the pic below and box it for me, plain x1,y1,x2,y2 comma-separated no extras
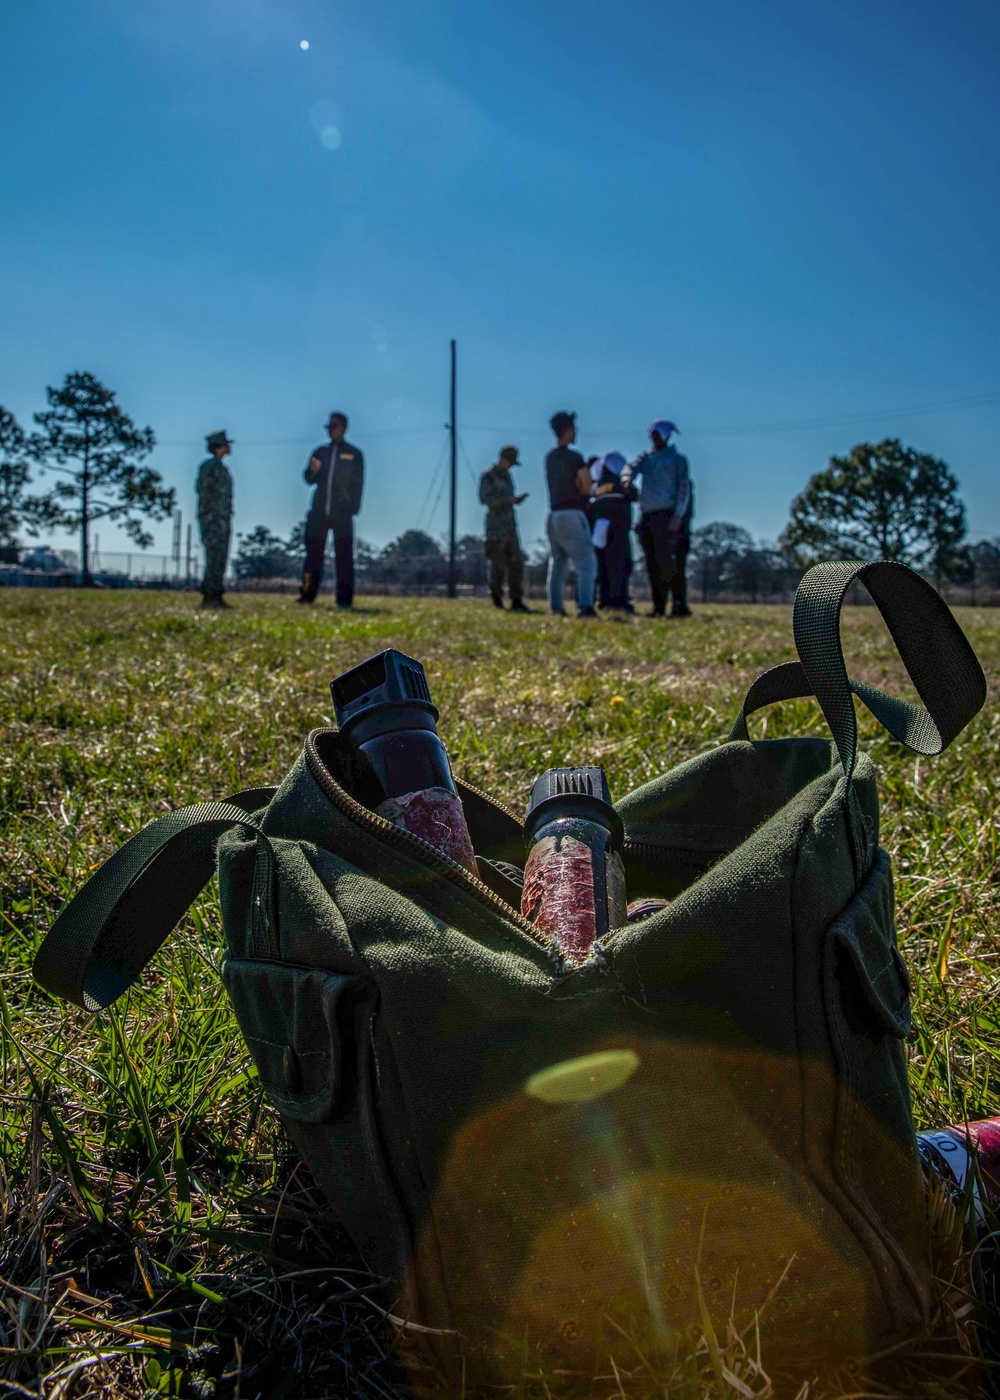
525,1049,640,1104
320,126,342,150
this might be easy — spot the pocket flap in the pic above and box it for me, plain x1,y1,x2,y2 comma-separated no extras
221,958,365,1122
829,854,911,1039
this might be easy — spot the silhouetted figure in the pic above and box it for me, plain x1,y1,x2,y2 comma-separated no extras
626,419,692,617
671,471,694,616
545,411,598,617
479,445,530,611
298,412,365,607
197,430,234,609
590,451,636,612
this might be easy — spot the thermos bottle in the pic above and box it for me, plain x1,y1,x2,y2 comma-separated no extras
918,1117,1000,1221
521,765,627,963
919,1117,1000,1352
330,649,477,874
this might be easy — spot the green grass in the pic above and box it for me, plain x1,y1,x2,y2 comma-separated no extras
1,589,998,1398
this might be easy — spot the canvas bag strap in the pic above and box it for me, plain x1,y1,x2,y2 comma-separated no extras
33,788,278,1012
729,560,985,776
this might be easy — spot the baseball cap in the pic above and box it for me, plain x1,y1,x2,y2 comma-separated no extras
549,410,577,437
206,430,233,451
499,445,521,464
649,419,679,442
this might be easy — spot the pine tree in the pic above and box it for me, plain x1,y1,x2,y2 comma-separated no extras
29,372,174,585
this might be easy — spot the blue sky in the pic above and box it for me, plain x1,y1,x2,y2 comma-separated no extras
2,0,998,559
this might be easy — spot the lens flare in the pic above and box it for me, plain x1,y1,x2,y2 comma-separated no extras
320,126,342,150
299,39,310,50
525,1049,639,1103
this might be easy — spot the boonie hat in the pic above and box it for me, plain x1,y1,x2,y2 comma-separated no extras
499,445,521,464
549,410,576,436
206,430,233,451
649,419,678,442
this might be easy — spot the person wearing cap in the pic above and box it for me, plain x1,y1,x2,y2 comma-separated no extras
625,420,693,618
589,451,636,612
298,411,365,607
196,431,234,609
545,411,598,617
479,446,530,611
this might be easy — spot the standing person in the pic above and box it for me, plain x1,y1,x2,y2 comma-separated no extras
590,451,636,612
626,420,691,618
297,412,365,607
670,469,694,617
545,410,598,618
196,430,234,610
479,445,530,611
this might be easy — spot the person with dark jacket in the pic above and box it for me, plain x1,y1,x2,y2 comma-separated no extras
589,451,636,612
297,412,365,607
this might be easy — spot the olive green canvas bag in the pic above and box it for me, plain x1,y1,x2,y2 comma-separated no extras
33,561,987,1387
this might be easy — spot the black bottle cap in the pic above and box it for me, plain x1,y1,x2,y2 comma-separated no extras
524,765,623,844
330,649,437,736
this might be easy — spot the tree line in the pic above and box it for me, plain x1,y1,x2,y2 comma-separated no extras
3,369,997,596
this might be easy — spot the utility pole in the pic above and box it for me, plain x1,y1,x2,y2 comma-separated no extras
447,338,457,598
186,523,193,585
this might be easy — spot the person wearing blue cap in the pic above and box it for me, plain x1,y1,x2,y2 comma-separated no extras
625,420,693,617
589,451,636,612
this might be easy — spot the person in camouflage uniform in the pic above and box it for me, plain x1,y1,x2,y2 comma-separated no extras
478,445,530,611
196,431,234,609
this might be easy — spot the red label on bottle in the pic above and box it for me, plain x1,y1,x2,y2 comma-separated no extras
376,787,477,874
521,834,597,963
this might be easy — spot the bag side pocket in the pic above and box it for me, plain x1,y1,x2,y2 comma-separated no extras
822,848,928,1326
221,957,414,1293
221,958,359,1122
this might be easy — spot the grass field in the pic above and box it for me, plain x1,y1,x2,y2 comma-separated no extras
2,589,999,1399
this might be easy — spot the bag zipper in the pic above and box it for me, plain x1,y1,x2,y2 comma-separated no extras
623,838,725,868
304,730,546,943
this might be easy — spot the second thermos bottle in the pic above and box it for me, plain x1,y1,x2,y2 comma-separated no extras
521,765,627,963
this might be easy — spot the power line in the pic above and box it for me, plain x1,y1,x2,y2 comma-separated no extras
155,425,443,448
463,389,1000,441
696,389,1000,438
455,432,480,488
151,388,1000,454
415,433,451,531
426,448,451,531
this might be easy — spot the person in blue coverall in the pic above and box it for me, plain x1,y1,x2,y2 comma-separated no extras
625,420,693,617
